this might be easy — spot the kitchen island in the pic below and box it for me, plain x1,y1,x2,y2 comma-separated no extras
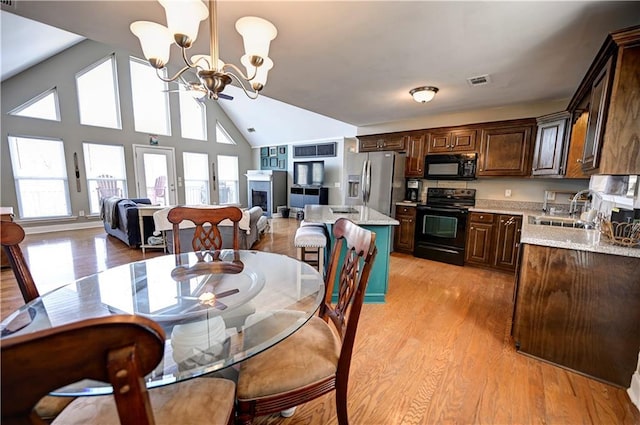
304,205,399,303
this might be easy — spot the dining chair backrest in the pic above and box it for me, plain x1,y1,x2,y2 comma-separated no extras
0,221,39,302
167,206,244,254
1,315,165,425
321,217,377,379
96,174,122,199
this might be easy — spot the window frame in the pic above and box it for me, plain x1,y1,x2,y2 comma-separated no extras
216,154,240,205
75,54,122,129
182,151,210,205
129,56,171,136
179,92,207,141
7,134,72,219
82,142,128,214
8,87,61,121
215,121,236,145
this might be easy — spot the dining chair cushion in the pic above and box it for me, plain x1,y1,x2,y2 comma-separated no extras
52,377,235,425
237,316,340,399
35,396,75,421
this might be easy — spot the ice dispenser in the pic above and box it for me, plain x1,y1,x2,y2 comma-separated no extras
347,175,361,199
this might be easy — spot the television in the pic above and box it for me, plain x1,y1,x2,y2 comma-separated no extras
293,161,324,186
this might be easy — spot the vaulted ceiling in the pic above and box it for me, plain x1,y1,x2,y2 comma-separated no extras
2,1,639,147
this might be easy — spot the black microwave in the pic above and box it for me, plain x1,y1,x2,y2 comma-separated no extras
424,153,477,180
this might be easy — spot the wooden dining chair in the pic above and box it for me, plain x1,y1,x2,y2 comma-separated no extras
1,315,236,425
1,221,79,422
167,206,243,254
1,221,40,303
235,218,378,425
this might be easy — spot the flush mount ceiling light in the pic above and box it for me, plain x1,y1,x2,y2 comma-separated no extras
130,0,277,101
410,86,439,103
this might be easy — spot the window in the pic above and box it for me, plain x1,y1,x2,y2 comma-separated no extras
183,152,210,204
7,135,71,218
217,155,239,205
130,57,170,136
83,143,128,214
76,55,121,129
216,122,236,145
9,88,60,121
179,93,206,140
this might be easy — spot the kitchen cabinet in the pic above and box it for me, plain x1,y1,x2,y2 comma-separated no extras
427,128,477,153
465,212,495,266
405,132,426,177
564,109,590,179
493,214,522,272
512,243,640,387
531,112,570,176
465,211,522,273
477,119,536,177
394,205,416,254
567,25,640,175
358,133,407,152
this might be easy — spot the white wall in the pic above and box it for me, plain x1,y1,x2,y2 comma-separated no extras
1,39,254,229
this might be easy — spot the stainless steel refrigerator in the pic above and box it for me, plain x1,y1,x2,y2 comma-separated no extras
343,148,406,217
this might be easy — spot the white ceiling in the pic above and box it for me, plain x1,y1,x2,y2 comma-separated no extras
2,1,639,147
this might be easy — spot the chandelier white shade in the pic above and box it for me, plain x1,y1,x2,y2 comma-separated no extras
410,86,439,103
130,0,277,100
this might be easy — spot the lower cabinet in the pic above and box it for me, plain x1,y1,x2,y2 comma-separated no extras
394,205,416,254
465,212,522,273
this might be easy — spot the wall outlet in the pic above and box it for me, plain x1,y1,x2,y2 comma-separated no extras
504,189,512,198
79,210,85,217
546,191,556,201
334,182,340,188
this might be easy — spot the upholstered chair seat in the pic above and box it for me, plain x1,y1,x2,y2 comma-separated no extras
53,378,235,425
237,316,340,399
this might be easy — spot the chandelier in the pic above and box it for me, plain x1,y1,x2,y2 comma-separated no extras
130,0,277,100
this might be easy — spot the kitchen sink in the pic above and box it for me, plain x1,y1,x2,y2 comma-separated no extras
330,207,359,214
528,215,595,229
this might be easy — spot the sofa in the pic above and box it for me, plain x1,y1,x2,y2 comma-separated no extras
100,197,155,247
154,206,268,252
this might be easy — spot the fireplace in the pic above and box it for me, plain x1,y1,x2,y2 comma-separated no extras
246,170,287,218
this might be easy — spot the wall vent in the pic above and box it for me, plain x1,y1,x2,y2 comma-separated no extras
293,142,336,158
467,74,491,87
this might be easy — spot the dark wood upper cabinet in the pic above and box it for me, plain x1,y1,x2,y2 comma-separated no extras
427,128,477,153
567,25,640,175
358,133,407,152
531,111,571,176
478,119,536,177
405,132,426,177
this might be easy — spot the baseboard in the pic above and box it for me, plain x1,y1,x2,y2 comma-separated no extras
22,220,103,235
629,371,640,413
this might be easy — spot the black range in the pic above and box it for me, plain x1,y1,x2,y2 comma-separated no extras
414,188,476,266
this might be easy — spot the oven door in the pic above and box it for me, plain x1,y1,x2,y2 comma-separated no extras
414,206,468,265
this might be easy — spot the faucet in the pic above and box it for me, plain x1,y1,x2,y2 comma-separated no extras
569,189,602,220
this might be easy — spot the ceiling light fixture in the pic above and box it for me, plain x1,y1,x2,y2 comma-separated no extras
130,0,277,101
410,86,439,103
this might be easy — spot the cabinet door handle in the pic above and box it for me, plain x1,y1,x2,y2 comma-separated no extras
576,158,583,163
470,226,474,230
479,215,484,219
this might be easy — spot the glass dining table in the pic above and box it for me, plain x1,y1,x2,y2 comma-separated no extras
0,250,325,396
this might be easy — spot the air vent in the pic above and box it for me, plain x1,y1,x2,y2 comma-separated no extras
467,74,491,87
293,142,336,158
247,127,256,133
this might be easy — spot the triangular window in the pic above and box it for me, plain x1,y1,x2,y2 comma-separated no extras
9,88,60,121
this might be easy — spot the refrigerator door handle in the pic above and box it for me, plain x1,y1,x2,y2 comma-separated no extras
362,159,371,205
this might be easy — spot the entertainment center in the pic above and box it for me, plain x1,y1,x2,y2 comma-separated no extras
290,160,329,209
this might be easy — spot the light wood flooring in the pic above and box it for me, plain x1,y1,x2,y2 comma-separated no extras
1,218,639,424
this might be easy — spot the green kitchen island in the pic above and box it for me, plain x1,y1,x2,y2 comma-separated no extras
303,204,399,303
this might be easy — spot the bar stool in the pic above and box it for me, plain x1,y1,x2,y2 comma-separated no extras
294,225,327,275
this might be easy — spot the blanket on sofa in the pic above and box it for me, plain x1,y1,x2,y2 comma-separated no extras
99,197,123,229
152,206,252,234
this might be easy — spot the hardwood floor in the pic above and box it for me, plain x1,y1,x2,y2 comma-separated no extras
2,219,639,424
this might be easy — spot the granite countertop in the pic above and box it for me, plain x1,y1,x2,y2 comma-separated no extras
304,205,399,226
469,206,640,258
